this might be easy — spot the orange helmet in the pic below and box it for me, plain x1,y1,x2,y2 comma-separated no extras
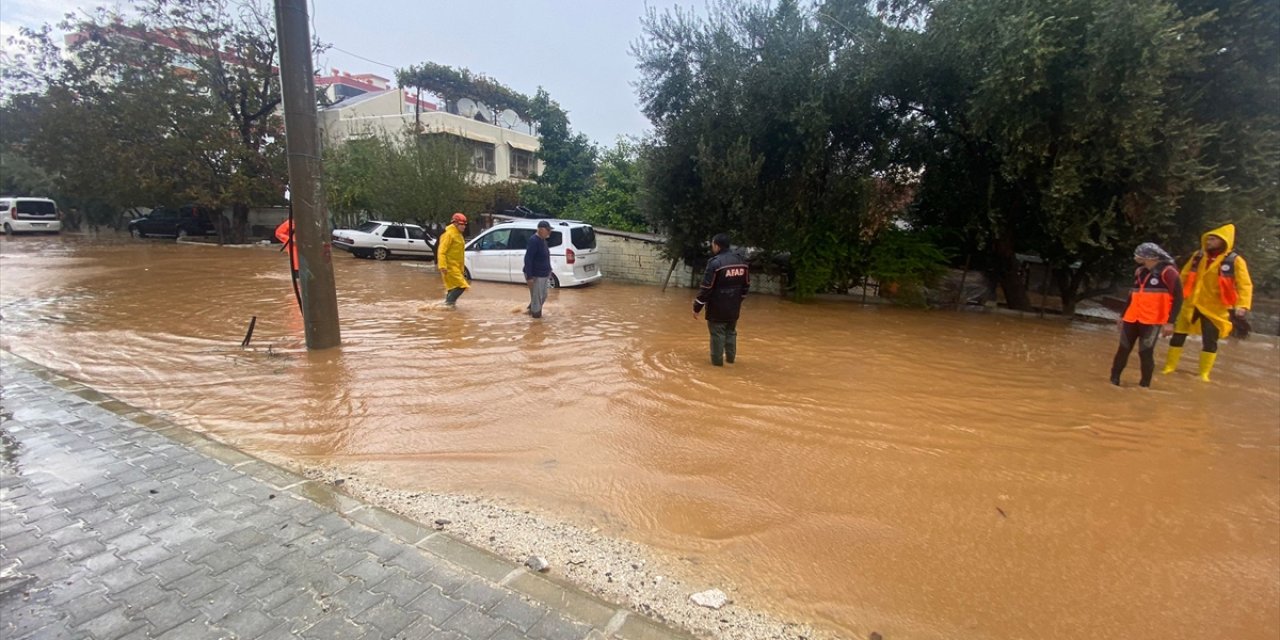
451,212,468,224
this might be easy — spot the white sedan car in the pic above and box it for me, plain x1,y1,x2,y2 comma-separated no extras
332,221,435,261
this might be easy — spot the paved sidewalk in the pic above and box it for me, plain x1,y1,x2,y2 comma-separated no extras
0,353,690,640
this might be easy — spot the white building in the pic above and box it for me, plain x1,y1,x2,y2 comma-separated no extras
317,89,542,185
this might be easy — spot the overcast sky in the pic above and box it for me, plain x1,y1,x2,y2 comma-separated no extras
0,0,691,146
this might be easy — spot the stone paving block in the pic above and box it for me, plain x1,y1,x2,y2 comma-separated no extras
152,617,227,640
12,539,61,570
216,605,282,639
351,596,420,637
299,613,367,640
339,556,396,589
64,591,116,628
55,536,107,564
120,540,175,570
453,577,509,610
221,561,275,596
167,567,225,602
0,600,68,639
439,604,506,639
174,538,224,564
368,570,432,608
419,535,515,584
128,594,200,636
74,604,146,640
490,623,531,640
527,611,594,640
327,581,388,619
489,594,551,633
186,584,248,623
403,587,466,626
386,547,442,579
98,562,153,594
398,620,453,640
114,577,173,611
315,544,369,573
420,565,470,595
244,574,301,611
269,589,333,628
104,530,153,555
147,554,202,587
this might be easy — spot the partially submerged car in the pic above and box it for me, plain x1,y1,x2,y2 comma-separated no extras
129,206,217,238
464,219,602,287
0,197,63,235
332,221,435,260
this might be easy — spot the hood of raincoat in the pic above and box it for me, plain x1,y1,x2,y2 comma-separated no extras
1201,223,1236,255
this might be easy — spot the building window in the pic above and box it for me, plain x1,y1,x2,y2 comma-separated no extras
510,149,536,179
471,142,496,174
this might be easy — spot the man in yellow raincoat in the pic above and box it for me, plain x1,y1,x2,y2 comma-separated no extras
1163,223,1253,381
437,212,470,306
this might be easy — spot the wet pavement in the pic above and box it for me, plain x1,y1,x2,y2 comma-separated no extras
0,352,689,640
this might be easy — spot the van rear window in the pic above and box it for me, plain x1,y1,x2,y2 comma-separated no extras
16,201,56,215
570,226,596,250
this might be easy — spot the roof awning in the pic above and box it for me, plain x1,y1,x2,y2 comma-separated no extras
506,139,538,152
425,126,497,145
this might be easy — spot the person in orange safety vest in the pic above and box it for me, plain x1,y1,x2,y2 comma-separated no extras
1110,242,1182,388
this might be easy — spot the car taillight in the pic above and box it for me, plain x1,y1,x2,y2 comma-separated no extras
56,210,63,220
566,248,575,265
8,208,15,220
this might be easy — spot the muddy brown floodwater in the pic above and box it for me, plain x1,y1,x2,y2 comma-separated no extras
2,234,1278,639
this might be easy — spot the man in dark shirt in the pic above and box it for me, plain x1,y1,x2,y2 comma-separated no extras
693,233,750,366
523,220,553,319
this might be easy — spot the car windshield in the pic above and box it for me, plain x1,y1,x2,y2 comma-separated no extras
355,221,381,233
570,226,596,250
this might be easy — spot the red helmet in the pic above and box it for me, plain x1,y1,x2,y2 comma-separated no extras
451,212,468,224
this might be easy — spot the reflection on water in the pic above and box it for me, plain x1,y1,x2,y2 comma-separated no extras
3,234,1278,639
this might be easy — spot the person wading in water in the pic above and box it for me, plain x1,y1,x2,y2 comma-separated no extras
693,233,750,367
1111,242,1182,388
1162,223,1254,381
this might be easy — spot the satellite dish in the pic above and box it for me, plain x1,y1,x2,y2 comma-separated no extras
498,109,519,128
473,101,492,123
456,98,478,118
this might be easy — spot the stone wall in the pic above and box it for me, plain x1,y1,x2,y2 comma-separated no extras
596,229,782,294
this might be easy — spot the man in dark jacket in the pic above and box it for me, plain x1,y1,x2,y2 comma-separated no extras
693,233,750,366
523,220,553,318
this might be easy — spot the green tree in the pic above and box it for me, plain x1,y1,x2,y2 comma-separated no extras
520,88,597,216
889,0,1221,312
634,0,887,296
2,1,290,242
566,138,647,232
324,131,471,228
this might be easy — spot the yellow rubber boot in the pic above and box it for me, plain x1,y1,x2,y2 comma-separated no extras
1198,352,1218,382
1162,347,1183,374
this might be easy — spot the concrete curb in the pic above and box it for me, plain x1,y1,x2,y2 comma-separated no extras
0,350,697,640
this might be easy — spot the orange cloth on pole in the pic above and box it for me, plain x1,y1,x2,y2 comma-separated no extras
275,219,298,271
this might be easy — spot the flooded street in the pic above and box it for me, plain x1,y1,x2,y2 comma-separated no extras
2,234,1278,640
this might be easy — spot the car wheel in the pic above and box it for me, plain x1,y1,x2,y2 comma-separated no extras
372,247,389,261
549,274,560,288
2,223,12,236
463,267,472,282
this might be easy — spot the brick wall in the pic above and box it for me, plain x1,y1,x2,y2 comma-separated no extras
596,229,782,294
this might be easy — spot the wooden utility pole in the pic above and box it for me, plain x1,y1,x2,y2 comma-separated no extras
274,0,340,349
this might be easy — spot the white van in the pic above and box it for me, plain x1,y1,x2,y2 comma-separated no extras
0,197,63,235
465,219,603,287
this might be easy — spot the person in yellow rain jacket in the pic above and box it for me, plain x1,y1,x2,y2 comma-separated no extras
437,212,470,306
1163,223,1253,381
